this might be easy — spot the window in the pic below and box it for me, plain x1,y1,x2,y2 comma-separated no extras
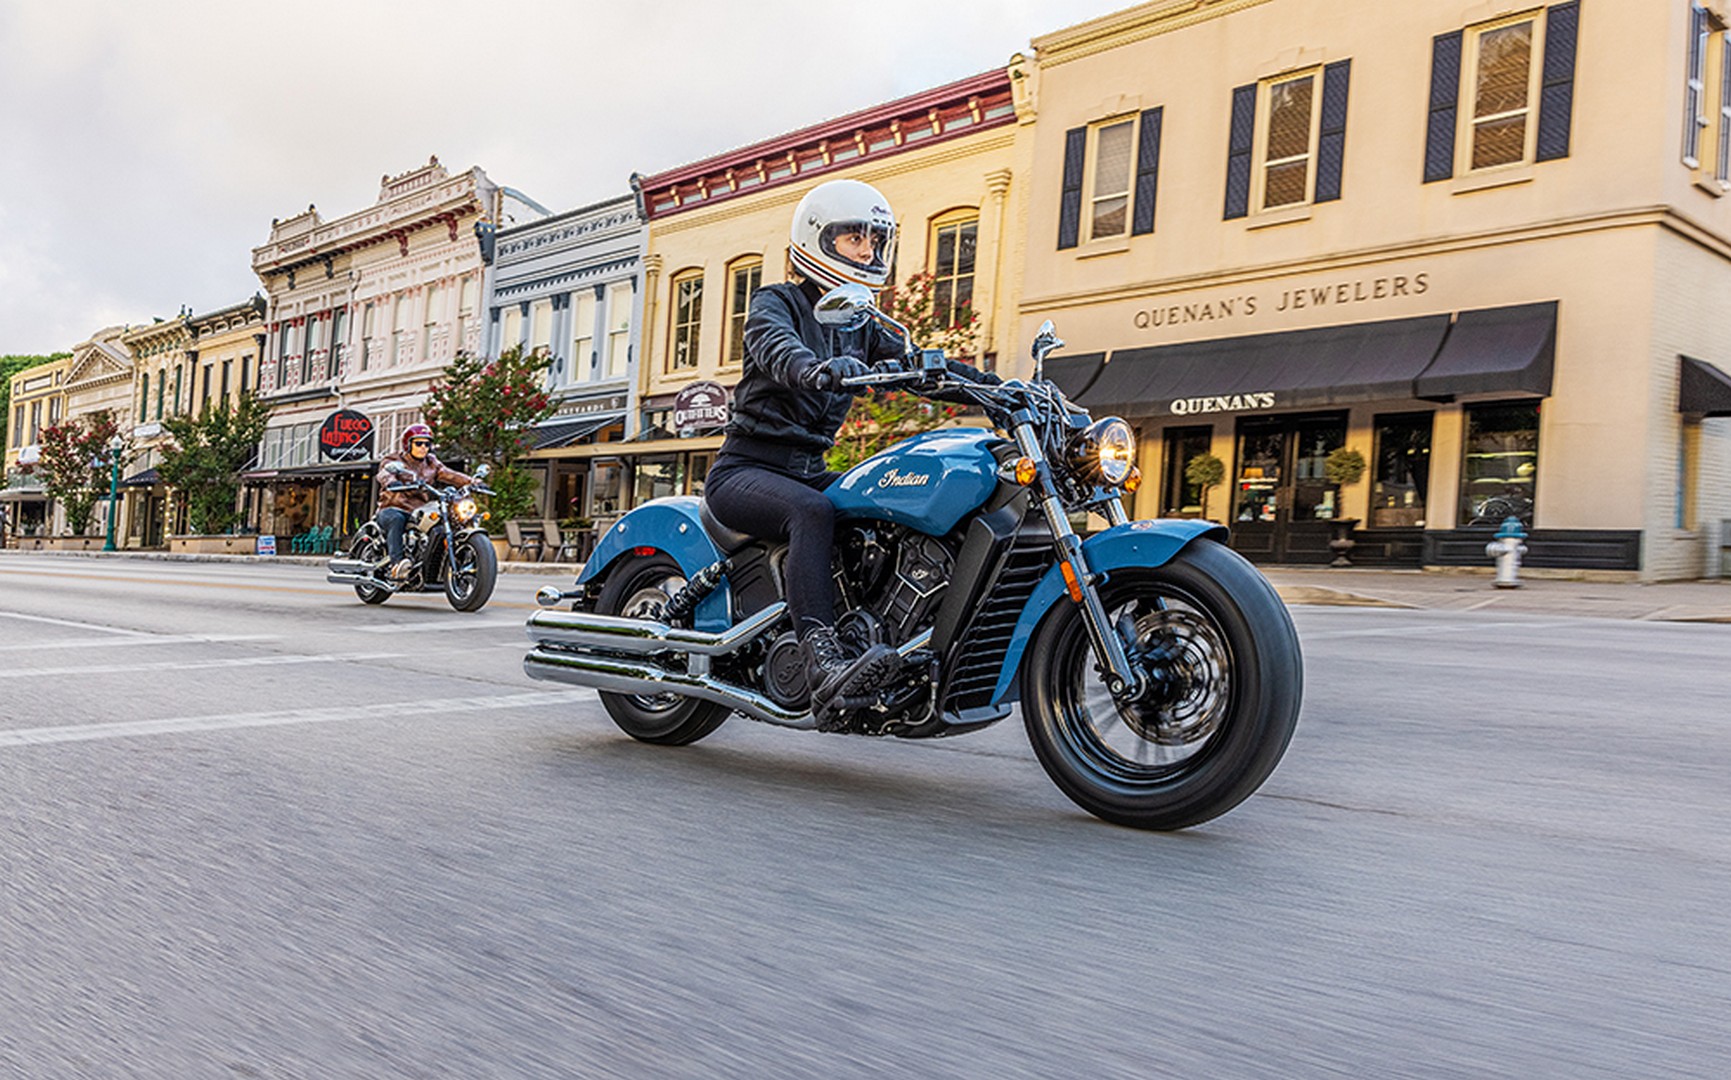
670,272,703,372
138,373,148,423
725,261,761,367
605,281,633,378
29,401,41,442
329,307,346,379
201,365,213,413
360,303,375,372
1261,72,1318,208
571,289,597,380
423,285,443,363
221,360,232,405
302,315,321,384
1371,413,1432,527
589,460,623,517
172,365,183,415
155,368,165,420
501,305,522,355
1460,402,1539,527
1683,6,1731,181
455,276,476,356
392,296,408,366
1686,5,1711,166
930,216,977,330
238,355,248,395
1161,427,1213,517
633,455,683,506
529,298,553,355
1468,17,1537,170
1087,118,1135,240
11,405,22,447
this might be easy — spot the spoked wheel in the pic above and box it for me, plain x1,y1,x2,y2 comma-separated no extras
1022,539,1302,830
591,554,729,745
445,532,498,612
349,533,390,605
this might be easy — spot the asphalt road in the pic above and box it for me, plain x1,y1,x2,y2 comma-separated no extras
0,551,1727,1079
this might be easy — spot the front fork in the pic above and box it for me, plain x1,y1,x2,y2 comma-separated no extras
1014,424,1146,702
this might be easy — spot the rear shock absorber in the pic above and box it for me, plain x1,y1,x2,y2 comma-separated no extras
662,559,732,626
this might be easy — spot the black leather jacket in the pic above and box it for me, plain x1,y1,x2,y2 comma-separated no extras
724,280,904,456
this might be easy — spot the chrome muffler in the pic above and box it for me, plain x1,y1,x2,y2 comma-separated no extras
524,601,786,657
326,558,394,588
522,645,815,729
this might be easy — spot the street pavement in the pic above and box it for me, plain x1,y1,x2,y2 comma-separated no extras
0,550,1728,1078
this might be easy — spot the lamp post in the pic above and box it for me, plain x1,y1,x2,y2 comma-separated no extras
103,434,123,551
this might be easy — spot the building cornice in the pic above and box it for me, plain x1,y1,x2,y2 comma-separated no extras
1032,0,1275,69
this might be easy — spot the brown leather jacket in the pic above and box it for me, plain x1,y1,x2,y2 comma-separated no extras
375,451,474,513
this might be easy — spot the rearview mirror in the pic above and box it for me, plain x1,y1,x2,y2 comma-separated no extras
814,284,875,330
1031,320,1064,383
473,463,491,481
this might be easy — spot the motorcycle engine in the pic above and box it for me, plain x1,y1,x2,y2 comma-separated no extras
837,524,954,645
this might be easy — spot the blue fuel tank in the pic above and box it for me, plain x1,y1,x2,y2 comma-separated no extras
827,428,1005,536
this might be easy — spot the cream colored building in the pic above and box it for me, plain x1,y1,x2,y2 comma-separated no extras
619,66,1032,508
1018,0,1731,578
120,314,194,547
2,355,72,537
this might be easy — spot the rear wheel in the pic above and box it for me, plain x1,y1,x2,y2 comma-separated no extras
349,533,390,605
1021,540,1302,830
445,532,498,612
592,554,729,745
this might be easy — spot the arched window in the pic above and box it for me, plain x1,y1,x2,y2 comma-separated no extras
724,256,763,368
669,270,703,372
929,208,980,330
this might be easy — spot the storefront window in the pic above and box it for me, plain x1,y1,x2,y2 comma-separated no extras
1459,402,1539,526
633,456,683,506
1234,425,1283,523
1161,427,1212,517
687,452,715,497
590,461,624,518
1371,413,1432,528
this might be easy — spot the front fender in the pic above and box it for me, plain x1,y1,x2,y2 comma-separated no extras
988,519,1228,705
576,496,730,630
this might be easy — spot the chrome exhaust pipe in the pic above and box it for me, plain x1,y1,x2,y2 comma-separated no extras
326,558,396,589
524,601,786,657
523,645,815,729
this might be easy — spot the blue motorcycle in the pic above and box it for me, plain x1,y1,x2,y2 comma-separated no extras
523,286,1302,830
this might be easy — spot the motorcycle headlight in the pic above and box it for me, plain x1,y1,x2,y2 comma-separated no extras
453,498,479,524
1069,417,1137,486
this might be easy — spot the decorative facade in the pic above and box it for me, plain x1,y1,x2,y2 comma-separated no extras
488,193,645,525
2,356,73,537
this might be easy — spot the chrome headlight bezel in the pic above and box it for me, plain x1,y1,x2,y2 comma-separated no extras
1068,417,1137,487
453,497,479,524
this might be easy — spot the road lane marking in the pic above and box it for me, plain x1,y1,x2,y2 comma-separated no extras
0,610,152,636
0,652,402,679
352,618,525,633
0,689,595,748
0,634,278,653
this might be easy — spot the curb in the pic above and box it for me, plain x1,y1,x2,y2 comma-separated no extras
0,547,582,577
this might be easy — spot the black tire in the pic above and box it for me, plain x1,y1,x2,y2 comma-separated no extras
349,533,390,605
592,554,730,745
1021,539,1302,831
445,532,498,612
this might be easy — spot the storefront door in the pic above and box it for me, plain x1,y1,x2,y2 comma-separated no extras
1230,414,1346,564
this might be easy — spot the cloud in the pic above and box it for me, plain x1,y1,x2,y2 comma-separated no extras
0,0,1110,354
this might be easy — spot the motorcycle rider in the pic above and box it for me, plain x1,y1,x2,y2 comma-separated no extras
703,178,998,723
373,423,473,580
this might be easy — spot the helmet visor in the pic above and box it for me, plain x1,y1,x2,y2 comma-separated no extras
818,220,896,281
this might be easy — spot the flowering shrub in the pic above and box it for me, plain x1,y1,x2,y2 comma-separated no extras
159,393,272,534
38,411,128,535
422,345,558,521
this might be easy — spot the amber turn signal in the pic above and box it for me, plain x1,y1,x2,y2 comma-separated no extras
1123,466,1142,494
1014,457,1038,486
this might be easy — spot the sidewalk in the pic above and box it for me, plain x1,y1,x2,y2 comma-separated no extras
5,547,1731,622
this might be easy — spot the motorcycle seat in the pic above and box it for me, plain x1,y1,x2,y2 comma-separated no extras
698,500,755,555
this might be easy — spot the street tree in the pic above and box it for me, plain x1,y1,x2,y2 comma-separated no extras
36,411,128,535
158,393,273,535
422,345,558,521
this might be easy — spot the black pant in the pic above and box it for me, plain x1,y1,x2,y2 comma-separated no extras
703,458,840,632
377,508,410,561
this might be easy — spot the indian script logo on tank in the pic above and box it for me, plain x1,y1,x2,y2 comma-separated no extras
877,468,931,489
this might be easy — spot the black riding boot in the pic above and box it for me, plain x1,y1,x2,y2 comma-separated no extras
800,625,900,722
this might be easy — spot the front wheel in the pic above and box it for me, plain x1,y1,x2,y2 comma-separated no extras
445,531,498,612
592,553,729,745
1021,539,1302,830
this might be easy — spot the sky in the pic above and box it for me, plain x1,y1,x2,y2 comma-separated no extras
0,0,1120,356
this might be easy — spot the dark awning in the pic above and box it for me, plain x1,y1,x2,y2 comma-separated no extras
531,413,623,450
1042,352,1106,402
1414,301,1556,401
1079,314,1452,416
121,467,160,487
1680,356,1731,417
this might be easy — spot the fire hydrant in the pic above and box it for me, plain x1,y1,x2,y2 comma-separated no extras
1485,516,1527,589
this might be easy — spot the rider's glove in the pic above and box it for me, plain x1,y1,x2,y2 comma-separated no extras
797,355,871,392
870,357,906,376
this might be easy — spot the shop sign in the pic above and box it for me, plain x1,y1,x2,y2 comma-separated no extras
256,534,277,556
318,409,374,462
1169,393,1276,416
673,381,731,435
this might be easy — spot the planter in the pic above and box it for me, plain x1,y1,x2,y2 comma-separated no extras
42,536,105,551
1328,518,1361,567
168,534,260,556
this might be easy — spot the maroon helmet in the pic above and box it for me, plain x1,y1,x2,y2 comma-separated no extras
401,423,434,453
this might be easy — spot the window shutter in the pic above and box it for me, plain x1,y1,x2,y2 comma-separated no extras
1058,126,1086,249
1131,107,1164,235
1224,84,1256,219
1536,1,1580,162
1315,60,1352,202
1425,31,1464,182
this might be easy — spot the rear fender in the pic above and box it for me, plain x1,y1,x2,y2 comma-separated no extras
988,519,1228,705
576,496,731,630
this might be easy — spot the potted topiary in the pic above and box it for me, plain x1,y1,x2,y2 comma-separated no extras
1183,453,1225,521
1323,447,1367,565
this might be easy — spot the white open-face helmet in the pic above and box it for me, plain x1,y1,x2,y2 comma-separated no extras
789,179,897,291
